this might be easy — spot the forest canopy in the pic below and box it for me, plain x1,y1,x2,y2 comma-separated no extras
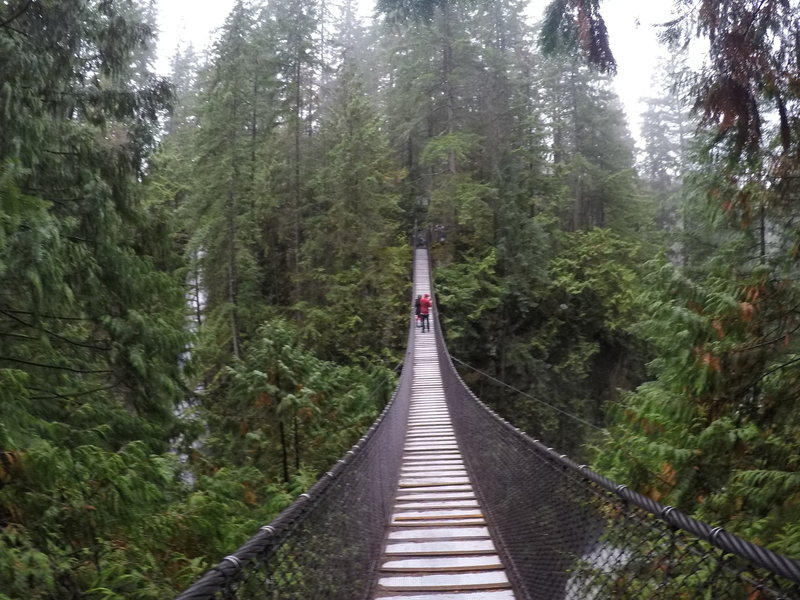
1,0,800,597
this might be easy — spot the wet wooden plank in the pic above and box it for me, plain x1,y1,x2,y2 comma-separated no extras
392,517,486,526
405,440,458,445
409,414,449,418
396,491,476,501
403,452,461,458
378,571,510,591
399,474,470,483
400,471,467,477
402,455,462,463
399,478,471,488
395,500,479,510
402,454,462,460
396,484,473,493
379,555,504,572
374,590,515,600
393,509,484,521
401,465,465,471
401,463,463,468
384,539,497,556
401,459,464,466
401,465,465,473
388,527,489,540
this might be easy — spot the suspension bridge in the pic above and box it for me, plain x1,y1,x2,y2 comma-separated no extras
177,249,800,600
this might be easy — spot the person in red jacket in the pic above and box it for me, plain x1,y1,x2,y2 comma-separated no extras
419,293,432,332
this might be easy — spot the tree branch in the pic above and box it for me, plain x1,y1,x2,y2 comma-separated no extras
0,0,32,29
0,310,109,351
734,326,800,353
43,149,81,157
0,356,111,374
0,308,92,322
750,355,800,387
27,382,118,401
0,332,37,341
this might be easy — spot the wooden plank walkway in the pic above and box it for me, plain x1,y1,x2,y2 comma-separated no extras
373,249,515,600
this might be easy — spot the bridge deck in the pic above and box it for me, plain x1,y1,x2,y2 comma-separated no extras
372,250,516,599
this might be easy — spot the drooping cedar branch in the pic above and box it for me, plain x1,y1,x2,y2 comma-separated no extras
27,383,119,401
690,0,797,159
539,0,617,74
0,308,93,321
0,356,112,374
0,309,109,351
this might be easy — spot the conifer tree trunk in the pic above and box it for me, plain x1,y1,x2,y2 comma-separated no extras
293,57,303,303
441,0,456,174
293,417,300,472
279,419,289,483
226,177,241,359
192,254,203,328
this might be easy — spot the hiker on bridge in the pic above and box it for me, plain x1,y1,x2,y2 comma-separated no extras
419,293,432,332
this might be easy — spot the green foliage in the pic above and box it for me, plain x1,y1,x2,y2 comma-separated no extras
435,249,501,346
203,319,392,482
599,168,800,550
437,221,644,459
421,132,483,168
539,0,616,73
298,60,409,363
369,0,649,463
548,228,638,331
664,0,800,160
376,0,469,24
6,0,798,595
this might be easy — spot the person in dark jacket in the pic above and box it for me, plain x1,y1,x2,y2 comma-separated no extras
414,295,422,327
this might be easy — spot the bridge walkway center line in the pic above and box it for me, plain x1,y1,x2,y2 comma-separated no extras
372,249,516,600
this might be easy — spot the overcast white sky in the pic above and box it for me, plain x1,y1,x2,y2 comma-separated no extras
154,0,677,140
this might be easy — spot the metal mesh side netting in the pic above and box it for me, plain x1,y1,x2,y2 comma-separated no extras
175,323,415,600
433,320,800,600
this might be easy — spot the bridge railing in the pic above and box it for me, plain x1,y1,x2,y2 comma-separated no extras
175,320,415,600
432,314,800,599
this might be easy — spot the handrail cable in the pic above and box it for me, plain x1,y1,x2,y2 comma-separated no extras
441,334,800,597
451,354,681,490
450,354,604,433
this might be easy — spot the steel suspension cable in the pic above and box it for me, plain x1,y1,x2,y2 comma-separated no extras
450,354,604,433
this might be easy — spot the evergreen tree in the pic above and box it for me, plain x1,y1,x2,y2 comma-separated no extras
186,0,279,376
271,0,322,304
537,54,645,233
599,136,800,557
0,1,188,596
639,51,694,233
299,60,408,362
